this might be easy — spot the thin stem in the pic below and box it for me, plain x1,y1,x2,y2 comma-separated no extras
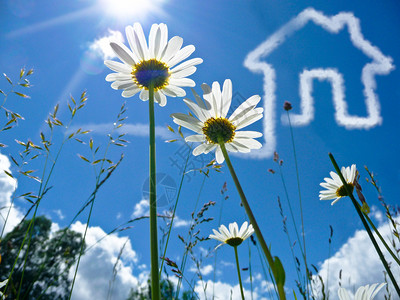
329,153,400,297
286,111,309,295
234,246,245,300
149,84,161,300
159,144,192,276
219,141,286,300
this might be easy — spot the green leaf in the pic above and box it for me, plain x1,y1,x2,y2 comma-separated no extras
26,68,34,76
167,125,175,133
20,68,25,78
77,154,90,163
4,170,13,178
3,73,12,85
14,92,30,98
273,256,286,286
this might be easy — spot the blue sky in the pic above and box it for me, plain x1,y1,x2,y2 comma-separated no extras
1,0,400,299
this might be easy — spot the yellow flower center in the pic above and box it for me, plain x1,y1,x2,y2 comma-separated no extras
131,59,170,91
202,117,236,144
225,237,244,247
336,183,354,197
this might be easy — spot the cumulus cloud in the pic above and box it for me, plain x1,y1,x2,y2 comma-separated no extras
70,221,145,300
244,7,394,158
315,216,400,300
0,154,23,234
131,199,149,219
194,279,271,300
88,29,124,60
190,264,213,276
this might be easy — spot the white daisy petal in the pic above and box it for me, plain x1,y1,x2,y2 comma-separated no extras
231,140,251,153
170,58,203,73
110,42,136,66
133,23,150,60
183,99,207,122
171,113,202,133
122,86,141,98
111,80,135,90
203,144,217,154
221,79,232,118
215,146,225,164
167,45,195,68
163,85,186,97
106,73,132,82
235,138,262,149
185,134,205,142
125,26,140,62
234,108,263,130
171,66,197,79
154,90,167,107
170,78,195,87
212,81,222,118
148,24,160,58
229,95,261,122
235,131,263,138
161,36,183,62
139,89,149,101
104,60,132,73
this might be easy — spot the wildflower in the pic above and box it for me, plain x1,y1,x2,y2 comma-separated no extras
105,23,202,106
171,79,263,163
319,164,356,205
283,101,292,111
209,221,254,248
338,283,386,300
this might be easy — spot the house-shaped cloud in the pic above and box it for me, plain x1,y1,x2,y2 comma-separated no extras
244,7,394,159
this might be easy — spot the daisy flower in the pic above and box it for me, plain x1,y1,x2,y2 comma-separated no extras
319,164,356,205
171,79,263,163
209,221,254,248
338,283,386,300
104,23,202,106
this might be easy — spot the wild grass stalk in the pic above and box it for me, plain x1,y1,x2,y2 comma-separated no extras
68,103,128,299
285,108,310,297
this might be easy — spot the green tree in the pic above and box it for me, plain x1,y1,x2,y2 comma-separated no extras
0,216,83,299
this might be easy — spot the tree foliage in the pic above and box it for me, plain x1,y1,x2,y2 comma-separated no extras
0,216,83,299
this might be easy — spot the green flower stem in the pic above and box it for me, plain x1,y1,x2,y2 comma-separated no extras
219,141,286,300
149,83,161,300
234,246,245,300
329,153,400,297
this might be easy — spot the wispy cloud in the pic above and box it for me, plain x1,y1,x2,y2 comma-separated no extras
245,7,394,158
69,122,174,140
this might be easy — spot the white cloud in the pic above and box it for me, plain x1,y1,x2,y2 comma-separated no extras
68,123,174,141
0,154,23,235
315,216,400,300
172,215,190,228
88,29,124,60
131,199,149,219
194,279,270,300
53,209,65,220
190,264,214,276
70,221,145,300
244,7,394,158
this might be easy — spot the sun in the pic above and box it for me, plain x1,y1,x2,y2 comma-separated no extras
99,0,157,20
